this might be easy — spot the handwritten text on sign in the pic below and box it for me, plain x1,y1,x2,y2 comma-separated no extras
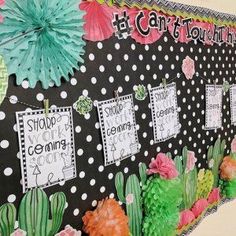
16,107,76,192
205,85,223,130
230,85,236,125
97,94,140,166
149,83,180,143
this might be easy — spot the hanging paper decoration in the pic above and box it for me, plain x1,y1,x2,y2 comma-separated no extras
80,0,117,42
128,9,164,44
73,95,93,115
0,55,8,106
134,84,147,101
82,198,130,236
222,81,230,93
182,56,195,80
0,0,85,89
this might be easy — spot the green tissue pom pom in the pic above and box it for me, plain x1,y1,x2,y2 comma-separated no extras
223,179,236,198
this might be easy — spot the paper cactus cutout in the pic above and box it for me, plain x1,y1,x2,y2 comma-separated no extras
207,138,226,187
0,203,16,236
196,169,214,200
10,229,27,236
134,84,148,101
0,0,85,89
0,55,8,106
115,163,147,236
182,56,195,80
18,188,66,236
174,146,198,210
222,81,230,93
73,96,93,115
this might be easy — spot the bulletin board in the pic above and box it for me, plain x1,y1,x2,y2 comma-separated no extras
0,0,236,235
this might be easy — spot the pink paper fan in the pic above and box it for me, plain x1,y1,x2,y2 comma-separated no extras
128,8,163,44
79,0,117,41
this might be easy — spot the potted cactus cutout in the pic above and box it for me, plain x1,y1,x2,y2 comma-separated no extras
115,163,147,236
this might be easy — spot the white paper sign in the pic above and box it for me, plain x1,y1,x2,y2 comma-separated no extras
230,85,236,125
16,107,76,192
205,85,223,130
97,94,140,166
149,82,180,143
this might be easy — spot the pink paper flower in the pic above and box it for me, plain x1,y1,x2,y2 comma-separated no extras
191,199,209,218
182,56,195,80
208,188,220,204
0,0,4,23
231,137,236,153
147,153,178,179
185,151,197,173
56,225,81,236
126,193,134,205
178,209,195,229
10,229,27,236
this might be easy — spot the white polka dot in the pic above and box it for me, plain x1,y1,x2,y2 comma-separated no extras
101,88,107,95
75,126,81,133
4,167,13,176
91,77,97,84
100,186,105,193
0,140,9,149
108,173,113,179
60,91,67,99
88,157,94,164
70,78,77,86
7,194,16,203
36,93,44,102
86,135,92,142
107,54,112,61
73,208,79,216
89,53,95,61
79,171,85,178
71,186,77,193
0,111,6,120
92,200,97,207
90,179,96,186
99,65,105,72
77,149,84,156
9,95,18,104
81,193,87,200
98,165,104,172
80,65,86,73
97,42,103,49
22,80,29,89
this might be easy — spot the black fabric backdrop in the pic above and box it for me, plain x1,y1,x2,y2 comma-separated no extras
0,32,235,233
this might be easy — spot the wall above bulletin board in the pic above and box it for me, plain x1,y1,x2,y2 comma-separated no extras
0,0,236,235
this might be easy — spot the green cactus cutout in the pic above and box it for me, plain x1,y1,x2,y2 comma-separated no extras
207,138,226,187
0,203,16,236
0,55,9,107
222,81,230,93
134,85,148,101
115,163,147,236
73,95,93,115
196,169,214,200
19,188,66,236
174,146,198,210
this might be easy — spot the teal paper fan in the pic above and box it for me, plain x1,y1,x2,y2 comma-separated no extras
0,0,85,89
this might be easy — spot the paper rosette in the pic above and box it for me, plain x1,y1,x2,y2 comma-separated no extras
0,0,85,89
0,55,8,106
128,8,164,44
80,0,117,42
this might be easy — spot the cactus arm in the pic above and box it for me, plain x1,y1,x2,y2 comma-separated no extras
48,192,66,236
207,146,213,163
125,174,142,236
182,146,188,170
139,163,147,186
213,138,221,158
0,203,16,236
166,152,172,159
220,139,226,156
174,156,183,175
115,172,126,203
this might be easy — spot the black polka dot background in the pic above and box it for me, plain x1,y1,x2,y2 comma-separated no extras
0,32,236,232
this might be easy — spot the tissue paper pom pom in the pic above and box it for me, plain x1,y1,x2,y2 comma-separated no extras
231,137,236,153
56,225,81,236
223,179,236,198
82,198,129,236
182,56,195,80
147,153,178,179
10,229,27,236
191,199,208,218
185,151,197,173
80,0,117,41
128,8,164,44
220,156,236,181
0,0,85,89
178,210,195,229
207,188,220,204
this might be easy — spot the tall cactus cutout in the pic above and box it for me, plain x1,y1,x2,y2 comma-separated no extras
19,188,66,236
207,138,226,187
115,163,147,236
0,203,16,236
174,146,198,209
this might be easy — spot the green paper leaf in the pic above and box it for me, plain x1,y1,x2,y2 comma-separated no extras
0,0,85,89
0,55,8,106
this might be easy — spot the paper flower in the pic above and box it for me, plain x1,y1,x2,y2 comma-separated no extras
0,0,4,23
220,156,236,180
207,188,220,204
185,151,197,173
80,0,117,41
147,153,178,179
126,193,134,205
10,229,27,236
83,198,129,236
56,225,81,236
191,199,208,218
178,209,195,229
128,9,163,44
182,56,195,80
0,0,85,89
0,55,8,107
134,84,148,101
231,137,236,153
73,95,93,115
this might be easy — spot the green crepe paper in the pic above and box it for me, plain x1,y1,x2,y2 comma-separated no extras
221,179,236,198
142,176,182,236
0,0,85,89
0,55,8,106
